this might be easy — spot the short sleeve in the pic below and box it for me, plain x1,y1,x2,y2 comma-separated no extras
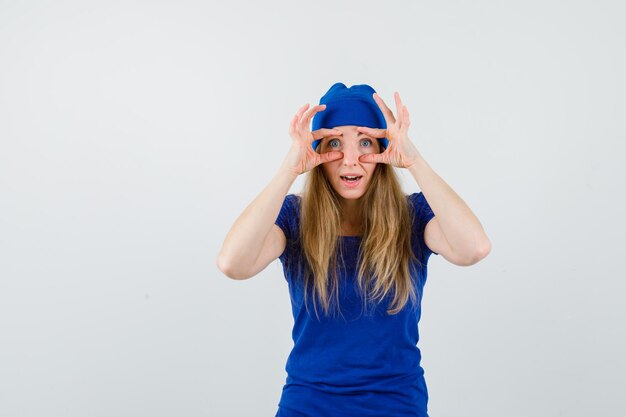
408,192,438,259
274,194,300,264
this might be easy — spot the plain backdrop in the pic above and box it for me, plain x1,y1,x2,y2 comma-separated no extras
1,1,625,416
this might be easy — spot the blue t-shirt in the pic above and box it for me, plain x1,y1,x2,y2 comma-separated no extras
274,192,437,417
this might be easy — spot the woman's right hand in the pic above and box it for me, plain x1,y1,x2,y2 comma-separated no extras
281,103,344,176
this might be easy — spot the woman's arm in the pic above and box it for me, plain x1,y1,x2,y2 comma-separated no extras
408,151,491,266
216,164,297,279
357,91,491,267
216,103,344,279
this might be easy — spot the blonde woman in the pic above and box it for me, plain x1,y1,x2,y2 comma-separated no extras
217,82,491,417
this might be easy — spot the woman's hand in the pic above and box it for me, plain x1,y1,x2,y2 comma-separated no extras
281,103,343,176
357,92,421,169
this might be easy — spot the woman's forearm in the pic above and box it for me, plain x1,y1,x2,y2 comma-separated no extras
216,163,298,276
407,151,491,258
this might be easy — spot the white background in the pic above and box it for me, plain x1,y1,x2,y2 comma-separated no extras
1,1,624,416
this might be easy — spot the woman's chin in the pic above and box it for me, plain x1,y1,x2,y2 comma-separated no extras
335,187,367,200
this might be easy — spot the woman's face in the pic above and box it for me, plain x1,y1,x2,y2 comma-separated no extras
318,125,381,200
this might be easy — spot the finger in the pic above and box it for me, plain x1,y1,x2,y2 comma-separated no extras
312,128,343,140
302,104,326,127
288,114,298,135
394,92,403,129
296,103,317,127
321,151,343,164
296,103,310,122
373,93,396,125
359,153,384,164
356,126,386,138
402,105,410,127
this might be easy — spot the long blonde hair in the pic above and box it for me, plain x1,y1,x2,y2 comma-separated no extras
297,154,425,320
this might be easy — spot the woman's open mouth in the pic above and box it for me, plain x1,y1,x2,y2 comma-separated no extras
340,176,362,188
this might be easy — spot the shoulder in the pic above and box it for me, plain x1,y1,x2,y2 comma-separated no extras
407,191,432,210
406,191,438,255
287,193,301,203
406,191,424,203
276,194,303,240
406,192,431,215
283,193,302,213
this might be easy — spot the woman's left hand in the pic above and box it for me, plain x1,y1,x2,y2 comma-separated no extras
358,92,421,169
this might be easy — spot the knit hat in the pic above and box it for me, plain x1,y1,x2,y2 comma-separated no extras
311,82,389,151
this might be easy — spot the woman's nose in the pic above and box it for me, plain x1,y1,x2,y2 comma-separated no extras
341,145,360,165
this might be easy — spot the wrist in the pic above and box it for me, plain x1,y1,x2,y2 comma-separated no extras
404,149,424,170
278,162,300,181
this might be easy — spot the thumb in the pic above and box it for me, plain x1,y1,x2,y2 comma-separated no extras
359,154,381,164
321,151,343,163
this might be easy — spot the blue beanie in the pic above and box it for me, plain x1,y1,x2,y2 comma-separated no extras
311,82,389,151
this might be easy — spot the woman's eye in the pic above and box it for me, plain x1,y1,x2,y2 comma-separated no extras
329,139,340,148
361,139,372,147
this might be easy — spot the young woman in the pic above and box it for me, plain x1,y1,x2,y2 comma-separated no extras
217,82,491,417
